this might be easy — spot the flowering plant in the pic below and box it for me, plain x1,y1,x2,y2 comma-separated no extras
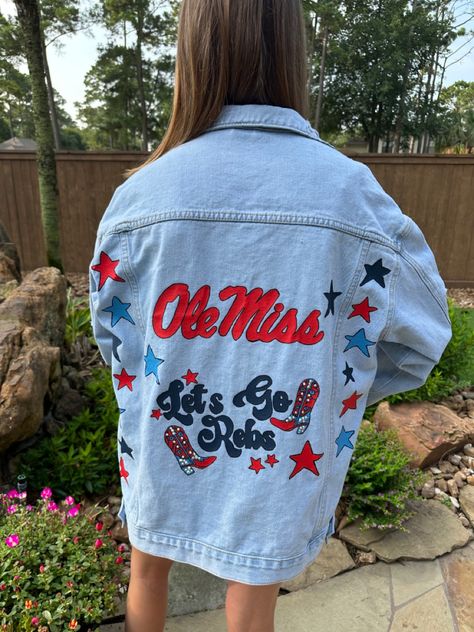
0,487,127,631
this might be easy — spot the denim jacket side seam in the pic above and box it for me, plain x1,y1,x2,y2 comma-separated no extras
121,231,147,337
320,238,372,537
98,210,401,252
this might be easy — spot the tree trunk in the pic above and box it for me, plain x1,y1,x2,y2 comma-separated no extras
136,6,148,151
314,22,328,131
40,29,61,150
13,0,63,272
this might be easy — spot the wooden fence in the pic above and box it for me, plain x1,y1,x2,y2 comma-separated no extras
0,150,473,286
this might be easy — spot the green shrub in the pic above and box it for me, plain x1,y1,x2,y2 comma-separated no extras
364,299,474,421
16,368,119,501
342,423,428,531
64,288,94,348
0,486,127,630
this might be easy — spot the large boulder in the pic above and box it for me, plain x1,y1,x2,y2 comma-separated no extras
374,400,474,468
0,221,21,302
0,266,66,453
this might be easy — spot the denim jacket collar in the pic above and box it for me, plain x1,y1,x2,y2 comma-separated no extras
206,103,320,141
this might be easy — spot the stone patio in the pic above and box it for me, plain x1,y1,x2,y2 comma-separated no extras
100,535,474,632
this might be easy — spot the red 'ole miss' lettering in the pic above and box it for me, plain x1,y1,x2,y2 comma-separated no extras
152,283,325,345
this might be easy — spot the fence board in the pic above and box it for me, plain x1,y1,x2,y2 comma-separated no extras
0,150,472,286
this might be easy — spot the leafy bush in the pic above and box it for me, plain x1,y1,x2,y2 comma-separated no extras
342,423,428,531
16,368,119,500
364,299,474,421
64,288,94,348
0,487,127,631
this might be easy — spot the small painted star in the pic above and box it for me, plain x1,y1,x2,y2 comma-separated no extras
144,345,164,384
119,436,134,459
249,457,265,474
91,250,125,290
265,454,279,467
348,296,378,323
360,258,391,288
103,296,135,327
335,426,355,456
289,441,324,479
113,368,136,391
344,328,376,357
119,456,129,484
323,280,343,317
150,409,163,420
342,361,355,385
340,391,363,417
112,334,122,362
182,369,199,385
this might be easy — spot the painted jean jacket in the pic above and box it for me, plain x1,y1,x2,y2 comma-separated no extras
88,104,453,585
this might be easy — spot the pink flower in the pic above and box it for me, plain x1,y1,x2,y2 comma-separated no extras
5,534,19,547
67,505,80,518
115,556,124,564
94,538,103,549
31,617,40,626
25,504,33,511
72,536,80,544
40,487,52,499
7,489,19,499
95,521,104,531
0,583,6,590
13,575,20,581
18,491,27,500
39,564,45,573
66,580,74,588
64,496,75,505
7,504,18,514
47,501,58,512
117,543,126,552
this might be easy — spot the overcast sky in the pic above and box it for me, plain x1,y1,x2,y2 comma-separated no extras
1,0,473,123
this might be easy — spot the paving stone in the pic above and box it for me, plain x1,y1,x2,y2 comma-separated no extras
280,537,356,591
340,499,473,562
390,585,455,631
439,540,474,632
459,484,474,527
390,558,444,607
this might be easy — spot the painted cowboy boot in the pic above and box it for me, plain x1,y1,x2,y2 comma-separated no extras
164,425,217,475
270,378,320,434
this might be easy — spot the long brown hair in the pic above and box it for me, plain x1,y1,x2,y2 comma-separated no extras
124,0,310,178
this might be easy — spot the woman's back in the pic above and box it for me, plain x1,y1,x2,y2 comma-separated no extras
89,102,452,585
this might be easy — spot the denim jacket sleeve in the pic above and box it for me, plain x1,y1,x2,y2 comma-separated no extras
366,215,453,407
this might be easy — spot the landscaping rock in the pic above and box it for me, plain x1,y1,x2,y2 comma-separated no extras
0,267,67,347
339,499,472,562
373,400,474,468
52,384,85,420
0,323,61,452
0,266,67,452
459,485,474,527
280,537,356,592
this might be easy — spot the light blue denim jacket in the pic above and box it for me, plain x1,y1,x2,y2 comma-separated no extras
88,103,452,584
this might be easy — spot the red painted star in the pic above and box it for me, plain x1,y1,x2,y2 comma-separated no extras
265,454,279,467
119,456,129,485
150,409,162,419
249,457,265,474
182,369,199,385
91,251,125,290
113,368,136,391
348,296,378,323
340,390,364,417
289,440,324,479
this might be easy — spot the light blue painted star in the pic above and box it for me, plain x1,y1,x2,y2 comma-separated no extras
102,296,135,327
144,344,164,384
343,328,376,357
335,426,355,457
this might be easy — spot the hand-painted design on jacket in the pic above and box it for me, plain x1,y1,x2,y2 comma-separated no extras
90,250,393,489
